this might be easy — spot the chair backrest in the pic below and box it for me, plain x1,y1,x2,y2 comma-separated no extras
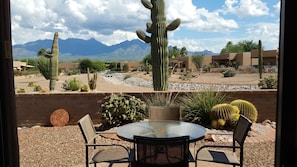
233,114,252,145
78,114,97,144
133,135,190,167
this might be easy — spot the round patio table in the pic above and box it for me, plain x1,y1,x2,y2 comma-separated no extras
117,120,206,142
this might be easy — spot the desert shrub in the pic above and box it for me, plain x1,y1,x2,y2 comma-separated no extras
179,71,192,80
179,90,227,126
80,84,89,92
123,74,132,80
28,82,37,87
258,75,278,89
123,64,129,72
222,68,236,77
61,77,81,91
33,85,42,91
17,88,26,93
100,93,148,129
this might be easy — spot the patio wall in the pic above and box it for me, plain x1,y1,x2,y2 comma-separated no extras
15,90,277,127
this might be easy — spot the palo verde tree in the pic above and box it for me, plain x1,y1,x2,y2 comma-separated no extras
136,0,181,91
192,54,204,74
220,40,258,54
169,46,179,58
258,40,263,79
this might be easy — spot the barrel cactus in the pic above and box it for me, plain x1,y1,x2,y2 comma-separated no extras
226,112,240,128
230,99,258,122
210,103,239,129
136,0,181,91
210,103,239,120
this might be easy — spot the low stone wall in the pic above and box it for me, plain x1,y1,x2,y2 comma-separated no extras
15,90,277,127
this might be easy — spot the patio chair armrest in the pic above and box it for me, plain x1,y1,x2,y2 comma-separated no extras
195,145,240,160
197,144,240,150
86,143,131,152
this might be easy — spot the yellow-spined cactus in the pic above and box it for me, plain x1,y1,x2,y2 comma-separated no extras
211,120,218,129
210,103,239,121
217,119,226,128
230,99,258,122
227,113,240,128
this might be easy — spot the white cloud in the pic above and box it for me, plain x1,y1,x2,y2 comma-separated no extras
222,0,269,17
10,0,280,53
246,22,279,49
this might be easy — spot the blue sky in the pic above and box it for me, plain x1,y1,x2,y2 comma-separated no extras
11,0,280,53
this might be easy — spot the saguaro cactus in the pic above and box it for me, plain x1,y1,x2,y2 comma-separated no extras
258,40,263,79
136,0,181,91
48,32,59,90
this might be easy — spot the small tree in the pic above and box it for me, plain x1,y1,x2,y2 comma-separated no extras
192,55,204,74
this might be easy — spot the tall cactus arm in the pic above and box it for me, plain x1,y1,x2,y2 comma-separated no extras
136,30,151,43
167,18,181,31
49,32,59,91
141,0,153,9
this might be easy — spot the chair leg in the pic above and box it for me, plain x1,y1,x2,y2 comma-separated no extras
86,147,89,167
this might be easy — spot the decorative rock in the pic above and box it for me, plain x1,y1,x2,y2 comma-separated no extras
50,109,69,127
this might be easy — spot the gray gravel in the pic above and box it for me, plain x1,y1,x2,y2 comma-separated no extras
103,72,261,91
18,125,275,167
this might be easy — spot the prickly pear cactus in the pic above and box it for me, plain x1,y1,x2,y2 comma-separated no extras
136,0,181,91
230,99,258,122
49,32,59,91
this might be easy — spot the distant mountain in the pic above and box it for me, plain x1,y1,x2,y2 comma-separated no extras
12,38,217,61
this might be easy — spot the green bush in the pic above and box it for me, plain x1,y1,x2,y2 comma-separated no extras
258,75,278,89
61,77,81,91
179,90,227,126
222,68,236,77
100,94,148,129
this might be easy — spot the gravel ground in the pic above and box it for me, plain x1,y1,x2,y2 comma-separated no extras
18,124,275,167
16,72,276,166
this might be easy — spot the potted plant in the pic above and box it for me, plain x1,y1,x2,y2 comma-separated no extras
144,92,181,120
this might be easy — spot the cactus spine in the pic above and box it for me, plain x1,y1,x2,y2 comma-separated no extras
258,40,263,79
210,103,239,121
137,0,181,91
230,99,258,122
49,32,59,90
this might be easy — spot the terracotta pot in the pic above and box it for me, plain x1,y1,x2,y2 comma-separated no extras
148,106,180,120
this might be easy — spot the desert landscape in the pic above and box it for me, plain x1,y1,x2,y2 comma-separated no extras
14,71,277,93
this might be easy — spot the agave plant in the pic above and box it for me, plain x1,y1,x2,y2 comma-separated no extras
179,90,227,125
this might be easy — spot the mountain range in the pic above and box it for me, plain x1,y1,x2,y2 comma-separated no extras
12,38,217,61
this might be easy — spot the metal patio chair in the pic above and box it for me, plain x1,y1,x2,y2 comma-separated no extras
78,114,131,167
129,135,193,167
195,114,252,167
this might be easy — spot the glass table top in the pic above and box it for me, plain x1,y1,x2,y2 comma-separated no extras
117,120,206,142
